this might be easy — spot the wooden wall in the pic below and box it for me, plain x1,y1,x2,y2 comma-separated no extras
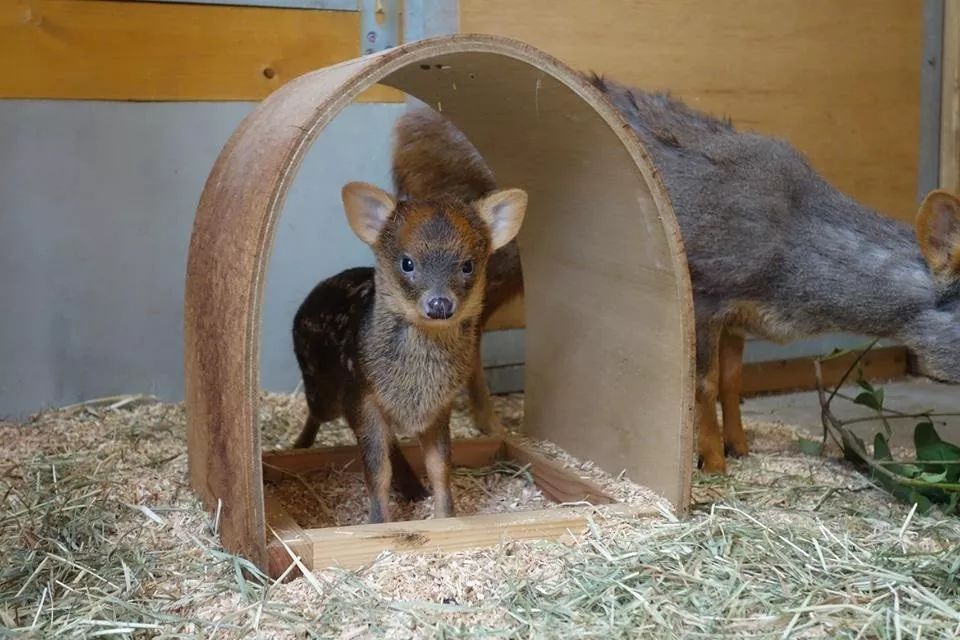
1,0,401,102
462,0,923,224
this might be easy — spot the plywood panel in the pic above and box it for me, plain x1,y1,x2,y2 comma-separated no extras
185,36,695,572
0,0,401,102
462,0,923,223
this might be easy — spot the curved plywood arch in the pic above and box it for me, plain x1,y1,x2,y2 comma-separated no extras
184,34,694,571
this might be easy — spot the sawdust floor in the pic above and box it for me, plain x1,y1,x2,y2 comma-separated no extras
263,392,666,527
3,389,959,638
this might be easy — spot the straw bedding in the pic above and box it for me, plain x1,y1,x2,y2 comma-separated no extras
2,392,959,638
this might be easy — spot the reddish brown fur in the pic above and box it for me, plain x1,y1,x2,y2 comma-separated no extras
392,109,526,436
292,183,525,523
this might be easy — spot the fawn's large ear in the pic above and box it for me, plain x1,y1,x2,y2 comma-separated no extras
476,189,527,252
342,182,396,245
916,189,960,277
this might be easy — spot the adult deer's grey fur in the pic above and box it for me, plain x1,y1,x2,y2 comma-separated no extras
392,74,960,474
590,74,960,472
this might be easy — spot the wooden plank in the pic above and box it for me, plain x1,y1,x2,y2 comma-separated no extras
293,504,655,570
1,0,402,102
942,0,960,192
462,0,922,223
503,439,613,505
264,490,313,580
740,346,909,397
261,437,506,483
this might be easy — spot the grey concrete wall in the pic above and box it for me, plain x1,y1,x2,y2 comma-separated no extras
0,97,887,420
0,99,404,418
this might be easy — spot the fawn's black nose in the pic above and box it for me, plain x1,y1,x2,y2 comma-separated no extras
425,297,455,320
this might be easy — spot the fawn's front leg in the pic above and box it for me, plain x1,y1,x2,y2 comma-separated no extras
355,396,393,523
718,329,749,458
419,409,455,518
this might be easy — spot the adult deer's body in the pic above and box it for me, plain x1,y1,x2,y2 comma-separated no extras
393,77,960,473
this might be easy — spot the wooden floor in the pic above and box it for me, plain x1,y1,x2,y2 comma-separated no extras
261,437,659,579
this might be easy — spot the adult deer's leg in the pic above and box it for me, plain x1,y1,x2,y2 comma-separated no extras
719,329,749,458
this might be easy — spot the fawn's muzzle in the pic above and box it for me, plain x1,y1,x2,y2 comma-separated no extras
425,296,455,320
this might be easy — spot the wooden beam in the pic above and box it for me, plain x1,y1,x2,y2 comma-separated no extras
741,346,909,397
290,504,654,570
261,437,506,483
2,0,402,102
264,489,313,581
503,439,613,505
942,0,960,192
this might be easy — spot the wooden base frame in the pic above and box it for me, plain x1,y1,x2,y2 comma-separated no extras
184,34,696,575
261,437,656,579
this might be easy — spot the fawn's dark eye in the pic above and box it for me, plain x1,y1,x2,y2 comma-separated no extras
461,259,474,275
400,256,415,273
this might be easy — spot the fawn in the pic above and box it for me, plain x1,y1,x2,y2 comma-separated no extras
390,108,523,437
291,181,526,523
396,75,960,475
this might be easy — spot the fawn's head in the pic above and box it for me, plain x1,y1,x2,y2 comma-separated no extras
342,182,526,328
902,190,960,381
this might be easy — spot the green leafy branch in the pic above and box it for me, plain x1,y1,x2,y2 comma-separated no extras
809,341,960,515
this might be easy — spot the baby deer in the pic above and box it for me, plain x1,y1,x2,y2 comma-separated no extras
291,182,526,523
390,107,524,437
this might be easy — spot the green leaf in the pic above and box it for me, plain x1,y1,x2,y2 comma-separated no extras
853,388,884,411
873,433,892,460
914,422,960,483
873,434,922,479
919,470,948,484
857,380,876,393
914,421,942,450
798,438,823,456
841,430,868,465
872,470,936,514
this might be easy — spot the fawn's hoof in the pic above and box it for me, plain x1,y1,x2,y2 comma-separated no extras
291,437,313,450
392,474,430,502
474,413,507,437
399,482,431,503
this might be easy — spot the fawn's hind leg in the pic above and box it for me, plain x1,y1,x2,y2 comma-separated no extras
419,410,455,518
468,344,505,436
293,382,338,449
389,439,429,501
697,328,726,474
292,414,322,449
719,330,749,458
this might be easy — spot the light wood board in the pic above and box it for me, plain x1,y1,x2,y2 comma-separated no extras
1,0,400,102
462,0,923,223
293,504,655,571
741,346,909,397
